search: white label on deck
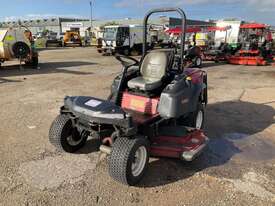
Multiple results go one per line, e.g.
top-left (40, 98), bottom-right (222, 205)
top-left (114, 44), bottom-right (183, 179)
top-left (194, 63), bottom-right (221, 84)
top-left (85, 99), bottom-right (102, 107)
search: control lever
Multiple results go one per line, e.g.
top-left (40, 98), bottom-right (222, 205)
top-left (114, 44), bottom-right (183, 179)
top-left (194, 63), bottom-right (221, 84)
top-left (185, 76), bottom-right (192, 87)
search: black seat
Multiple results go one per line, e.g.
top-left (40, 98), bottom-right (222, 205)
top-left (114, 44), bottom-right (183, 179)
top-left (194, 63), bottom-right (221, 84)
top-left (128, 50), bottom-right (173, 91)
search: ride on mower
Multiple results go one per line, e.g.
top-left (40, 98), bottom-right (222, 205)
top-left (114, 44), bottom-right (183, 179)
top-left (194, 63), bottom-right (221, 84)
top-left (165, 27), bottom-right (203, 68)
top-left (228, 23), bottom-right (273, 66)
top-left (49, 8), bottom-right (208, 186)
top-left (202, 26), bottom-right (233, 63)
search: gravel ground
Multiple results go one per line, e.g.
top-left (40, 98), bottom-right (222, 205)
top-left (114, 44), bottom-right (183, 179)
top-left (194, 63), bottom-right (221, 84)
top-left (0, 47), bottom-right (275, 206)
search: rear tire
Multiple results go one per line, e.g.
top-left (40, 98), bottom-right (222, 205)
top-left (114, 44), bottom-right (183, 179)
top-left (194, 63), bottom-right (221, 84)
top-left (193, 56), bottom-right (202, 67)
top-left (49, 114), bottom-right (88, 153)
top-left (178, 103), bottom-right (205, 129)
top-left (108, 137), bottom-right (149, 186)
top-left (188, 103), bottom-right (205, 129)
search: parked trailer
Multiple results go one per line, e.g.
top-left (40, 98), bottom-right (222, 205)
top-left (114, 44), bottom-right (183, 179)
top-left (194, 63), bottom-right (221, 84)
top-left (98, 25), bottom-right (152, 55)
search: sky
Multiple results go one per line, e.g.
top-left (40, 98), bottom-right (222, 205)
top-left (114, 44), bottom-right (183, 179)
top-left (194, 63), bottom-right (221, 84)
top-left (0, 0), bottom-right (274, 25)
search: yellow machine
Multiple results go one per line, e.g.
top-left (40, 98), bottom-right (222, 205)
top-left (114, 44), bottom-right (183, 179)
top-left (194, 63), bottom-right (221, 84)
top-left (0, 27), bottom-right (38, 68)
top-left (63, 31), bottom-right (82, 47)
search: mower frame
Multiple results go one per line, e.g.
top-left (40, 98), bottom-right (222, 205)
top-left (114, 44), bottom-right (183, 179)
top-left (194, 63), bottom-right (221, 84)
top-left (49, 7), bottom-right (208, 186)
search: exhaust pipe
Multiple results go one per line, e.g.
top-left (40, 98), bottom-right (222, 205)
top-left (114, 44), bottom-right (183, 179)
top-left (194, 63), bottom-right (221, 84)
top-left (99, 145), bottom-right (112, 155)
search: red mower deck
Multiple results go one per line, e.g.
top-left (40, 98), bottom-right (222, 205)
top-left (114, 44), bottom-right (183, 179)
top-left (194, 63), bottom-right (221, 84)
top-left (228, 56), bottom-right (267, 66)
top-left (150, 129), bottom-right (208, 161)
top-left (228, 23), bottom-right (273, 66)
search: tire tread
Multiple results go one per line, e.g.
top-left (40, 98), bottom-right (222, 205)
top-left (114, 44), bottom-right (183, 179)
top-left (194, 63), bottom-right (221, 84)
top-left (49, 114), bottom-right (71, 152)
top-left (108, 138), bottom-right (149, 185)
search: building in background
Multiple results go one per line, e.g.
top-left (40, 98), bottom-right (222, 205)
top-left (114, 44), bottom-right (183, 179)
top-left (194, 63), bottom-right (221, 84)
top-left (0, 16), bottom-right (215, 37)
top-left (0, 18), bottom-right (90, 35)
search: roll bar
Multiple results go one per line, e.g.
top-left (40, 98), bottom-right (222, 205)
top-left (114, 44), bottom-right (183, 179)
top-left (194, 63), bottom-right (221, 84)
top-left (143, 8), bottom-right (187, 68)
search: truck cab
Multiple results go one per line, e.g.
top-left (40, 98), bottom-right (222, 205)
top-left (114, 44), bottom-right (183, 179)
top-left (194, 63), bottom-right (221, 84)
top-left (101, 25), bottom-right (131, 55)
top-left (100, 25), bottom-right (148, 55)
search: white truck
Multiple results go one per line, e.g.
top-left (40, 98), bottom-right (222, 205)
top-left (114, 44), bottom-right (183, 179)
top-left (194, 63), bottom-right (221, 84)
top-left (99, 25), bottom-right (152, 55)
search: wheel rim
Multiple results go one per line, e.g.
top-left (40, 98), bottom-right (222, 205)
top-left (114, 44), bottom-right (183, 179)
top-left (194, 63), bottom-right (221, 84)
top-left (66, 129), bottom-right (83, 146)
top-left (196, 58), bottom-right (202, 66)
top-left (196, 110), bottom-right (203, 129)
top-left (131, 146), bottom-right (147, 177)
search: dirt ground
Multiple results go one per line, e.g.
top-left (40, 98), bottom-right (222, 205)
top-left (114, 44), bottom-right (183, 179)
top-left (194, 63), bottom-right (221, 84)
top-left (0, 47), bottom-right (275, 206)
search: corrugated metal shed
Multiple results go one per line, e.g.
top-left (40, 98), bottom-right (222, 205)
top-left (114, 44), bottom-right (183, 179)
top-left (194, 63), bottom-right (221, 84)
top-left (0, 16), bottom-right (215, 36)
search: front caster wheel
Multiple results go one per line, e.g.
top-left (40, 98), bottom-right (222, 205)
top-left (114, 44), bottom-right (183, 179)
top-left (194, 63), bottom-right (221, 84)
top-left (108, 138), bottom-right (149, 186)
top-left (49, 114), bottom-right (88, 153)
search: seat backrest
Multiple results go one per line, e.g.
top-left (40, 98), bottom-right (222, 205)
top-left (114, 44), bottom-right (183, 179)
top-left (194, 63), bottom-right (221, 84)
top-left (186, 46), bottom-right (201, 57)
top-left (140, 51), bottom-right (169, 81)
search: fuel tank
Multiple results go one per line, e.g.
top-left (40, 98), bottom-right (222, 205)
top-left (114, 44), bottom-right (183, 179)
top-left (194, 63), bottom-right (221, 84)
top-left (158, 69), bottom-right (205, 119)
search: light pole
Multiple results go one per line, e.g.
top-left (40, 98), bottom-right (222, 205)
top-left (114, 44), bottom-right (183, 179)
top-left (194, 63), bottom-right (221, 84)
top-left (90, 1), bottom-right (93, 30)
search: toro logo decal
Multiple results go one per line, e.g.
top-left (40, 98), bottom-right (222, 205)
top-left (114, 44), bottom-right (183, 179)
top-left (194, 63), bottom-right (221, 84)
top-left (130, 99), bottom-right (145, 109)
